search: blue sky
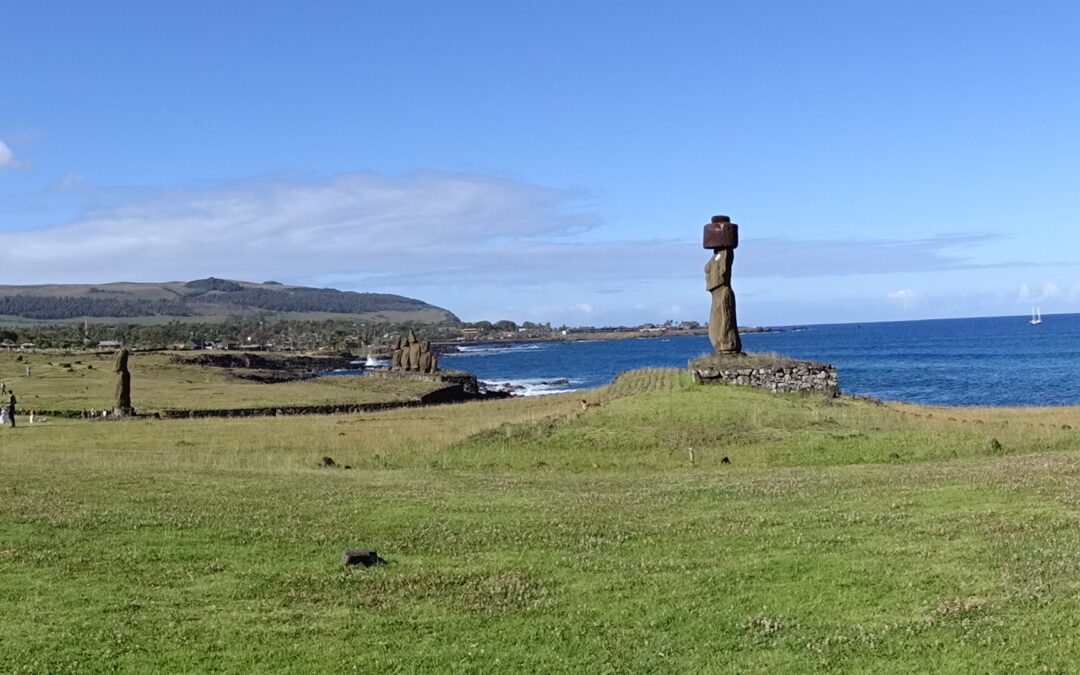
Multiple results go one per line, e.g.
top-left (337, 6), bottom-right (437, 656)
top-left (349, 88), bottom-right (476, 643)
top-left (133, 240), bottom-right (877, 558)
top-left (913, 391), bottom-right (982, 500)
top-left (3, 1), bottom-right (1080, 326)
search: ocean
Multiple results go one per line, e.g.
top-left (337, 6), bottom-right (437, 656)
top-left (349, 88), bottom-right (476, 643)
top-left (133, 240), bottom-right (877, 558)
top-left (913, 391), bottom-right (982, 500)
top-left (441, 314), bottom-right (1080, 406)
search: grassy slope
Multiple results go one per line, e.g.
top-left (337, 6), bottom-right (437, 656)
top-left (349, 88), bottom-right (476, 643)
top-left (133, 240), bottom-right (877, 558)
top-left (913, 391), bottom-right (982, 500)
top-left (3, 369), bottom-right (1080, 672)
top-left (0, 351), bottom-right (443, 412)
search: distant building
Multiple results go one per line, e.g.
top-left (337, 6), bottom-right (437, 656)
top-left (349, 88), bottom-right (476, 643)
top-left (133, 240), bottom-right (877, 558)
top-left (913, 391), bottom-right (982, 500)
top-left (98, 340), bottom-right (122, 348)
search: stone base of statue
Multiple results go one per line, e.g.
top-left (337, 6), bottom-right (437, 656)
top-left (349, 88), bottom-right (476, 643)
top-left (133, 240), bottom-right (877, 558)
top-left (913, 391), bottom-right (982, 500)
top-left (689, 352), bottom-right (838, 395)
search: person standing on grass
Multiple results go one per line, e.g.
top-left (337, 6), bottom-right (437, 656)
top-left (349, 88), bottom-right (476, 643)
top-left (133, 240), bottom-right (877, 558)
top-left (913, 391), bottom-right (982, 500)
top-left (6, 391), bottom-right (15, 428)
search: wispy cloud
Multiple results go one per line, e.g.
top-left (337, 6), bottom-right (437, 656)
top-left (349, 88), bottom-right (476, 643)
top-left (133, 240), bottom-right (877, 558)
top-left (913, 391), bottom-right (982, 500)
top-left (1018, 281), bottom-right (1066, 305)
top-left (886, 289), bottom-right (920, 310)
top-left (0, 171), bottom-right (597, 284)
top-left (0, 139), bottom-right (20, 168)
top-left (0, 170), bottom-right (1017, 295)
top-left (737, 233), bottom-right (1004, 277)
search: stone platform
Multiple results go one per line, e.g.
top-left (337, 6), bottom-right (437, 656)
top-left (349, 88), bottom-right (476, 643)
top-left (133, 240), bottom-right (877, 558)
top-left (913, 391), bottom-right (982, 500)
top-left (689, 353), bottom-right (839, 395)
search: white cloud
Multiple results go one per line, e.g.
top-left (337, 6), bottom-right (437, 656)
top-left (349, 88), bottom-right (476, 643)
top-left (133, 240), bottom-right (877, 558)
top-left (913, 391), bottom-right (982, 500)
top-left (0, 170), bottom-right (1016, 310)
top-left (887, 289), bottom-right (920, 309)
top-left (48, 173), bottom-right (90, 193)
top-left (1018, 281), bottom-right (1062, 304)
top-left (0, 171), bottom-right (598, 284)
top-left (0, 139), bottom-right (17, 168)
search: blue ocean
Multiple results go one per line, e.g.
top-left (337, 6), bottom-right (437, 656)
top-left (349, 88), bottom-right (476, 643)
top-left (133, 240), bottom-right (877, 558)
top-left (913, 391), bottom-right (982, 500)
top-left (442, 314), bottom-right (1080, 406)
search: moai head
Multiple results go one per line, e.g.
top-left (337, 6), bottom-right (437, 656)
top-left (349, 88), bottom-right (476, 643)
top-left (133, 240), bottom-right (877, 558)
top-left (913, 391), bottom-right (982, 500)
top-left (703, 215), bottom-right (739, 251)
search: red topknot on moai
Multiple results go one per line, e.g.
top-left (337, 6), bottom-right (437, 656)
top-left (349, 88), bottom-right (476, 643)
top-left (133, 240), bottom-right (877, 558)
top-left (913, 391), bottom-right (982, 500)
top-left (703, 215), bottom-right (742, 354)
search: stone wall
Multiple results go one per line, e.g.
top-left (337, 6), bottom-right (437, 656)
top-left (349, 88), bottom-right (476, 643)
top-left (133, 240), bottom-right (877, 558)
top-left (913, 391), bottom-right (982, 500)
top-left (365, 370), bottom-right (480, 395)
top-left (690, 360), bottom-right (839, 395)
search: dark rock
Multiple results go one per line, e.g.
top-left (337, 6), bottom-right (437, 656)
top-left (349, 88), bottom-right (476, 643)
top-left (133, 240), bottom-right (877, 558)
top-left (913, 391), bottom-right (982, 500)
top-left (343, 549), bottom-right (386, 567)
top-left (343, 465), bottom-right (352, 470)
top-left (322, 456), bottom-right (338, 468)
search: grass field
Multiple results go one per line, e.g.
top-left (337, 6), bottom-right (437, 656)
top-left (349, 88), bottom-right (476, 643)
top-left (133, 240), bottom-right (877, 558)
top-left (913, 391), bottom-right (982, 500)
top-left (0, 351), bottom-right (443, 413)
top-left (4, 367), bottom-right (1080, 672)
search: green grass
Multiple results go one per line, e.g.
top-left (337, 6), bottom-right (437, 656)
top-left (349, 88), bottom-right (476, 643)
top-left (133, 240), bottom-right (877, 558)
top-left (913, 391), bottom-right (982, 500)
top-left (0, 351), bottom-right (443, 412)
top-left (4, 368), bottom-right (1080, 672)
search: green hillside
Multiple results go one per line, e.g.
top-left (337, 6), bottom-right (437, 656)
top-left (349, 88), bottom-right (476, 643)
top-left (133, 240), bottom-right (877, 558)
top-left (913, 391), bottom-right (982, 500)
top-left (0, 278), bottom-right (458, 324)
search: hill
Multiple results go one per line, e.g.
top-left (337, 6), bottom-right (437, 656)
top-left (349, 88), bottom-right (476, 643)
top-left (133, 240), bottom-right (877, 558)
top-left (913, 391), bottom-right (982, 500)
top-left (0, 277), bottom-right (459, 324)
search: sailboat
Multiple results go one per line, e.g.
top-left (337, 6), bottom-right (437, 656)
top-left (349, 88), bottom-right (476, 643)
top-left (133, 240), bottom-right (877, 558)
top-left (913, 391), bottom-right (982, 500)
top-left (1030, 307), bottom-right (1042, 325)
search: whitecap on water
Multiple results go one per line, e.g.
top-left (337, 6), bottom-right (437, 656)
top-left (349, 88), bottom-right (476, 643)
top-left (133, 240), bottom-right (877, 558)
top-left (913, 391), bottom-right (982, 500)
top-left (481, 377), bottom-right (581, 396)
top-left (446, 343), bottom-right (550, 357)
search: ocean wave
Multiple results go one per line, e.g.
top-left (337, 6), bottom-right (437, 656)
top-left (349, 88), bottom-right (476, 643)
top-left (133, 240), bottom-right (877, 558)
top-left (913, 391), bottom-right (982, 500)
top-left (446, 343), bottom-right (549, 357)
top-left (481, 377), bottom-right (582, 397)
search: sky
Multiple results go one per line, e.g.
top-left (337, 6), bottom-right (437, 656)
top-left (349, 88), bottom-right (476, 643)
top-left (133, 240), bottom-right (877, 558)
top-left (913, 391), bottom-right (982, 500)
top-left (3, 1), bottom-right (1080, 327)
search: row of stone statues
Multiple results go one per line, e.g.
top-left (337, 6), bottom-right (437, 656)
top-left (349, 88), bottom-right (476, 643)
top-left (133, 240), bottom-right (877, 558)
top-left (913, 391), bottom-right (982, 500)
top-left (391, 331), bottom-right (438, 373)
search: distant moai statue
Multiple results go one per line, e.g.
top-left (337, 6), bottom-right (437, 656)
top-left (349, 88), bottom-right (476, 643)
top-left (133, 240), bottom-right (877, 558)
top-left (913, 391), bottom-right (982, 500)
top-left (114, 348), bottom-right (135, 416)
top-left (418, 341), bottom-right (435, 373)
top-left (391, 336), bottom-right (405, 370)
top-left (703, 215), bottom-right (742, 354)
top-left (406, 331), bottom-right (422, 371)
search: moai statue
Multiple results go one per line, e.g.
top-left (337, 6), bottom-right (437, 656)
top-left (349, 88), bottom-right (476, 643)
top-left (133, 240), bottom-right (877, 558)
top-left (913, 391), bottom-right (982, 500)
top-left (703, 215), bottom-right (742, 354)
top-left (114, 348), bottom-right (135, 416)
top-left (399, 334), bottom-right (413, 370)
top-left (391, 336), bottom-right (404, 370)
top-left (406, 331), bottom-right (422, 372)
top-left (418, 341), bottom-right (434, 373)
